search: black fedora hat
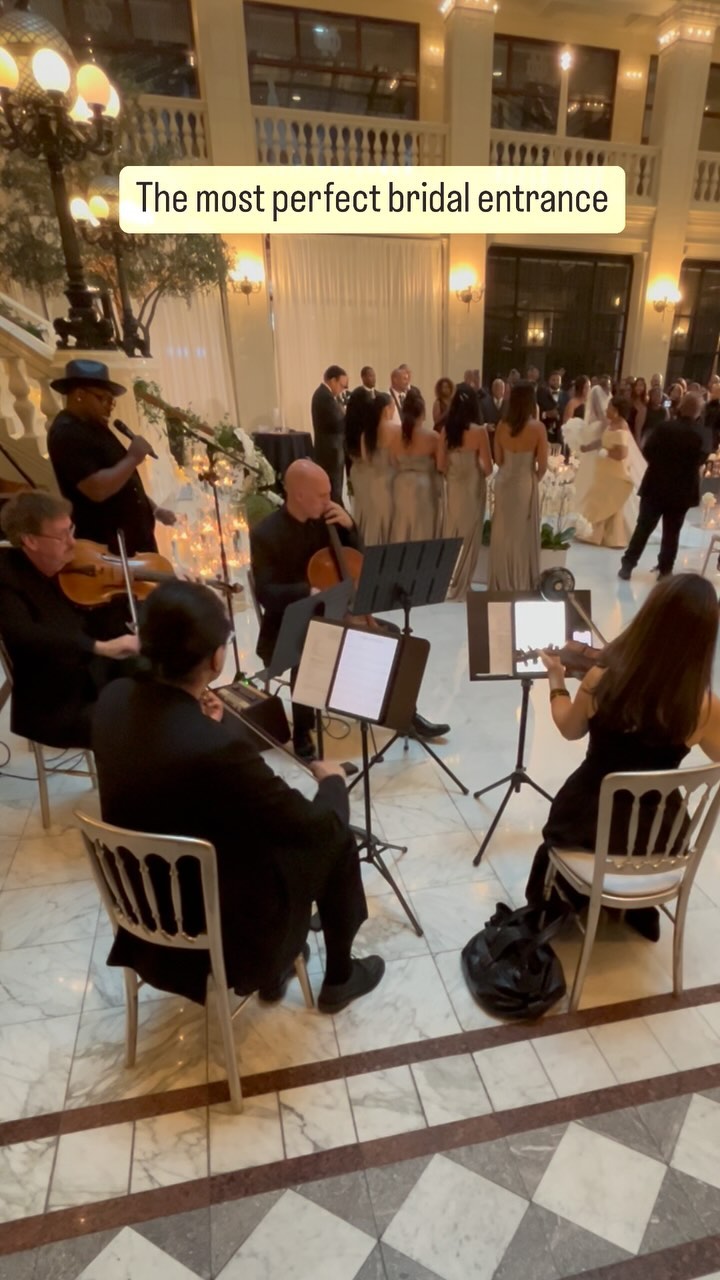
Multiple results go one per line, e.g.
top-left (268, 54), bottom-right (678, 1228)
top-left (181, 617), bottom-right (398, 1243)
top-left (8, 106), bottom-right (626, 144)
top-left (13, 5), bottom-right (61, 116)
top-left (50, 359), bottom-right (127, 398)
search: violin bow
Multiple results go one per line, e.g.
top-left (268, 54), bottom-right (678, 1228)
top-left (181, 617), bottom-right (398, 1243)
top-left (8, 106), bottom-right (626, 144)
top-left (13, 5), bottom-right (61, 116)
top-left (116, 530), bottom-right (140, 634)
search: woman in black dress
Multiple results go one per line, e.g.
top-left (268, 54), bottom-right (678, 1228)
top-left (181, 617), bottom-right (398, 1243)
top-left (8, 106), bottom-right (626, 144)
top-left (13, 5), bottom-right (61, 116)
top-left (526, 574), bottom-right (720, 940)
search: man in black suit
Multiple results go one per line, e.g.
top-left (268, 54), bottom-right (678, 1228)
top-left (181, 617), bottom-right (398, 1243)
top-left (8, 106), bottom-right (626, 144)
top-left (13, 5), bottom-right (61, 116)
top-left (310, 364), bottom-right (348, 502)
top-left (481, 378), bottom-right (506, 426)
top-left (0, 492), bottom-right (138, 747)
top-left (93, 579), bottom-right (385, 1013)
top-left (250, 460), bottom-right (450, 759)
top-left (536, 370), bottom-right (563, 444)
top-left (353, 366), bottom-right (376, 399)
top-left (619, 392), bottom-right (707, 580)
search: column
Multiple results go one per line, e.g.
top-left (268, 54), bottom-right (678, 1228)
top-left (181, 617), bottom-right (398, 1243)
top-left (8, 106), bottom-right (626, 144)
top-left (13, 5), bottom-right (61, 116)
top-left (633, 7), bottom-right (716, 379)
top-left (189, 0), bottom-right (280, 429)
top-left (442, 0), bottom-right (497, 380)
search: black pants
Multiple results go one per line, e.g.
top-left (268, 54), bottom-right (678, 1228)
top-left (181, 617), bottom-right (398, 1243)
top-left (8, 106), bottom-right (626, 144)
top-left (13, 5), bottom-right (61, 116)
top-left (621, 499), bottom-right (687, 576)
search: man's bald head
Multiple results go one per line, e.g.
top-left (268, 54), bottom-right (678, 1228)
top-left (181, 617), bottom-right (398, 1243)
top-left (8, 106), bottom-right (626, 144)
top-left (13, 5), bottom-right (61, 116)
top-left (679, 391), bottom-right (704, 420)
top-left (285, 459), bottom-right (332, 522)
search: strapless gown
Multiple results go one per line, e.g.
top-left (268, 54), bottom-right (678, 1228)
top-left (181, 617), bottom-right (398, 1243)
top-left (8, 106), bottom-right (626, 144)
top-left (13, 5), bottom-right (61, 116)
top-left (390, 455), bottom-right (441, 543)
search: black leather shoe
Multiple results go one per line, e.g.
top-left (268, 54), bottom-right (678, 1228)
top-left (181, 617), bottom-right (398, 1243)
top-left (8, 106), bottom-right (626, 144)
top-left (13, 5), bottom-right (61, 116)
top-left (318, 955), bottom-right (385, 1014)
top-left (411, 712), bottom-right (450, 740)
top-left (618, 565), bottom-right (632, 581)
top-left (258, 943), bottom-right (311, 1002)
top-left (293, 733), bottom-right (317, 763)
top-left (626, 907), bottom-right (661, 943)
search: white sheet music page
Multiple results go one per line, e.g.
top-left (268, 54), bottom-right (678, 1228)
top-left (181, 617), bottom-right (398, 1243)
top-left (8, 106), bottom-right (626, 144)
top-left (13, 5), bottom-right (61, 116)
top-left (328, 628), bottom-right (399, 722)
top-left (293, 619), bottom-right (344, 711)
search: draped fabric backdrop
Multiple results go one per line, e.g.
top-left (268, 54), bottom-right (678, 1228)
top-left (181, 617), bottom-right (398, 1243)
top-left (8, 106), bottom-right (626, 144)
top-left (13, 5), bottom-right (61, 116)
top-left (270, 236), bottom-right (446, 434)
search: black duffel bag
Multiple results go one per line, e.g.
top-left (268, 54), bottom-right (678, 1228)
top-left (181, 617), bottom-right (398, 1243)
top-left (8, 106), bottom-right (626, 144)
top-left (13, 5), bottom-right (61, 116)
top-left (461, 902), bottom-right (567, 1020)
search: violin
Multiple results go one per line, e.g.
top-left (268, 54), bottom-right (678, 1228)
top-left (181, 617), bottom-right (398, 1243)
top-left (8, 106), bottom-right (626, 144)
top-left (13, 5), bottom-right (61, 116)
top-left (59, 540), bottom-right (175, 608)
top-left (514, 640), bottom-right (605, 679)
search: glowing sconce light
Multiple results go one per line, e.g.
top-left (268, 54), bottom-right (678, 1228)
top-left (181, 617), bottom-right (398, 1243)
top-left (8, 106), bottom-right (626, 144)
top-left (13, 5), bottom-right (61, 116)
top-left (647, 280), bottom-right (682, 315)
top-left (560, 48), bottom-right (573, 72)
top-left (450, 266), bottom-right (484, 310)
top-left (229, 256), bottom-right (265, 303)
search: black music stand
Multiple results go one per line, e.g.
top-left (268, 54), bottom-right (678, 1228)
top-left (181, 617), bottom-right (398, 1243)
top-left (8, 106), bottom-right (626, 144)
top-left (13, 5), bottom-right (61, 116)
top-left (295, 619), bottom-right (429, 937)
top-left (349, 538), bottom-right (467, 794)
top-left (467, 589), bottom-right (592, 865)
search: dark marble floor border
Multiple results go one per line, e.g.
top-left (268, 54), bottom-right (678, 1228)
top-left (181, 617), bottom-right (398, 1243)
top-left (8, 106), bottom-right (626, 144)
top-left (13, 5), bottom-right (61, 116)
top-left (579, 1234), bottom-right (720, 1279)
top-left (1, 1058), bottom-right (720, 1259)
top-left (2, 978), bottom-right (719, 1149)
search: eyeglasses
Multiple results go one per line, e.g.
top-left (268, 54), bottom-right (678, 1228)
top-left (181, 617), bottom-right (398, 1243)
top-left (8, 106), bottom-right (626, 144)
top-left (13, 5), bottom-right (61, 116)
top-left (37, 524), bottom-right (75, 544)
top-left (84, 389), bottom-right (115, 408)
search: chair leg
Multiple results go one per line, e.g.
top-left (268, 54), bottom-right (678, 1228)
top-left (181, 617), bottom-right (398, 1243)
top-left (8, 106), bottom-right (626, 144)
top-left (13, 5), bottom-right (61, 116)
top-left (123, 969), bottom-right (139, 1068)
top-left (569, 896), bottom-right (602, 1013)
top-left (213, 981), bottom-right (243, 1113)
top-left (672, 888), bottom-right (689, 997)
top-left (32, 742), bottom-right (51, 830)
top-left (294, 952), bottom-right (315, 1009)
top-left (85, 752), bottom-right (98, 790)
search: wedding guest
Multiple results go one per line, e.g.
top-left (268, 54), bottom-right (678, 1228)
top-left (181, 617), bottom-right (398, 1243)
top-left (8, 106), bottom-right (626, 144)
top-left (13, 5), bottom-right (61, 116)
top-left (432, 377), bottom-right (455, 431)
top-left (668, 383), bottom-right (684, 418)
top-left (641, 385), bottom-right (670, 445)
top-left (704, 379), bottom-right (720, 452)
top-left (537, 370), bottom-right (564, 444)
top-left (481, 378), bottom-right (506, 427)
top-left (389, 389), bottom-right (442, 542)
top-left (526, 574), bottom-right (720, 942)
top-left (352, 366), bottom-right (377, 399)
top-left (488, 382), bottom-right (548, 590)
top-left (562, 375), bottom-right (590, 424)
top-left (440, 384), bottom-right (492, 599)
top-left (628, 376), bottom-right (648, 441)
top-left (347, 393), bottom-right (397, 545)
top-left (387, 366), bottom-right (411, 425)
top-left (311, 364), bottom-right (349, 502)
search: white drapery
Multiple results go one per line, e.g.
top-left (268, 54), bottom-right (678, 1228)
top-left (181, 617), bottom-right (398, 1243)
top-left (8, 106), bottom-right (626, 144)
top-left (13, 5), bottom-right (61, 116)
top-left (270, 235), bottom-right (446, 433)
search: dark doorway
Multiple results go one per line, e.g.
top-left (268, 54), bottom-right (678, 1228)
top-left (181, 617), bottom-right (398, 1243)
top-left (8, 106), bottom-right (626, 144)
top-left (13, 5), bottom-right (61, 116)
top-left (667, 261), bottom-right (720, 385)
top-left (483, 248), bottom-right (633, 386)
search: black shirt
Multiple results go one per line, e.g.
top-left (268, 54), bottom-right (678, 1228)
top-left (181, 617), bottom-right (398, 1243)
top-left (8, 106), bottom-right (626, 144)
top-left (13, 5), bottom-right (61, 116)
top-left (47, 410), bottom-right (157, 554)
top-left (250, 505), bottom-right (362, 663)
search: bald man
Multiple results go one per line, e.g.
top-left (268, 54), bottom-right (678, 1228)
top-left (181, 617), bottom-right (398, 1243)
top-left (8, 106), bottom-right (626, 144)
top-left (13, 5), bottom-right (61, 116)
top-left (619, 392), bottom-right (707, 580)
top-left (250, 461), bottom-right (448, 759)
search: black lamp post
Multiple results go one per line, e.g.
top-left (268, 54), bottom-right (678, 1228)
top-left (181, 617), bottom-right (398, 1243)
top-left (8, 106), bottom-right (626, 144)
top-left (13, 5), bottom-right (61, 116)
top-left (71, 192), bottom-right (150, 357)
top-left (0, 0), bottom-right (120, 350)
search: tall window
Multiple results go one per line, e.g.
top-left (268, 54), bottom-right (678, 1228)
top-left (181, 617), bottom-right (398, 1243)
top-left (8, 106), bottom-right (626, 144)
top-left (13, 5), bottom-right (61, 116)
top-left (244, 3), bottom-right (419, 118)
top-left (31, 0), bottom-right (198, 97)
top-left (492, 36), bottom-right (617, 139)
top-left (483, 248), bottom-right (632, 385)
top-left (701, 64), bottom-right (720, 151)
top-left (667, 261), bottom-right (720, 384)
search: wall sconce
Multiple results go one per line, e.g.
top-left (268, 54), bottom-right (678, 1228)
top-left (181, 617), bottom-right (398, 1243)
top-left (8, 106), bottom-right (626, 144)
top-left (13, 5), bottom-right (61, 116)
top-left (229, 257), bottom-right (264, 303)
top-left (647, 280), bottom-right (681, 315)
top-left (527, 325), bottom-right (546, 345)
top-left (450, 266), bottom-right (484, 311)
top-left (559, 47), bottom-right (573, 72)
top-left (622, 68), bottom-right (644, 88)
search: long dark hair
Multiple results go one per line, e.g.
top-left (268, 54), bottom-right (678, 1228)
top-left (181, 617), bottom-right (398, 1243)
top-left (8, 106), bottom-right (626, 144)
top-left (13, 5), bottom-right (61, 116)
top-left (445, 382), bottom-right (480, 450)
top-left (401, 388), bottom-right (426, 445)
top-left (592, 574), bottom-right (718, 743)
top-left (505, 381), bottom-right (537, 437)
top-left (363, 392), bottom-right (391, 457)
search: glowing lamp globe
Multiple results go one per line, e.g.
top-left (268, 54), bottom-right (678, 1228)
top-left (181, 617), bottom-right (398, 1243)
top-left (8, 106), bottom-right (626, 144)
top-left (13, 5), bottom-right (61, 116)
top-left (0, 48), bottom-right (19, 90)
top-left (31, 47), bottom-right (70, 93)
top-left (76, 62), bottom-right (110, 109)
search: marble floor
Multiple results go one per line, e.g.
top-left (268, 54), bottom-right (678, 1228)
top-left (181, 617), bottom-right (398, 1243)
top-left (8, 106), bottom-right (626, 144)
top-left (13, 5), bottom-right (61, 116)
top-left (1, 528), bottom-right (720, 1278)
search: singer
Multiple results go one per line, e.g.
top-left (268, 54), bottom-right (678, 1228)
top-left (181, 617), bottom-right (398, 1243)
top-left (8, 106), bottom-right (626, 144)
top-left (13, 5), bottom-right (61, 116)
top-left (47, 360), bottom-right (175, 557)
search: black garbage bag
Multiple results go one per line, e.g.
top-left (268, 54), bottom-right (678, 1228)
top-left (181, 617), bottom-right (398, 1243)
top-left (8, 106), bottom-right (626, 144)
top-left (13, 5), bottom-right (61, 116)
top-left (461, 902), bottom-right (568, 1021)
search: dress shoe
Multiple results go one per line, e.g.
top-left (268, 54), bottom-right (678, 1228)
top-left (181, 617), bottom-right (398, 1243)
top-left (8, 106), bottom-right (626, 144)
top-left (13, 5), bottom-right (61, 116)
top-left (626, 907), bottom-right (661, 943)
top-left (411, 712), bottom-right (450, 740)
top-left (293, 732), bottom-right (317, 762)
top-left (318, 955), bottom-right (385, 1013)
top-left (617, 565), bottom-right (632, 581)
top-left (258, 943), bottom-right (311, 1002)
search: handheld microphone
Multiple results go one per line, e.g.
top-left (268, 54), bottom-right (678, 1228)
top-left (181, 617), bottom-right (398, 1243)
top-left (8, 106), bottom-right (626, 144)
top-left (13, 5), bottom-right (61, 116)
top-left (113, 418), bottom-right (158, 461)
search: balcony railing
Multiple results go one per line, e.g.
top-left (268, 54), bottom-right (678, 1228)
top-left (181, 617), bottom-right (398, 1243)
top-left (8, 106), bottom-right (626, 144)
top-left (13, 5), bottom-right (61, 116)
top-left (490, 131), bottom-right (659, 205)
top-left (253, 106), bottom-right (447, 166)
top-left (121, 96), bottom-right (210, 162)
top-left (692, 152), bottom-right (720, 208)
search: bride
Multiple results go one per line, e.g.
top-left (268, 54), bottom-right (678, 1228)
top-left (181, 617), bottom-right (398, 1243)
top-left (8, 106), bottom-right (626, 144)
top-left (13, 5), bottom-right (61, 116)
top-left (564, 387), bottom-right (645, 547)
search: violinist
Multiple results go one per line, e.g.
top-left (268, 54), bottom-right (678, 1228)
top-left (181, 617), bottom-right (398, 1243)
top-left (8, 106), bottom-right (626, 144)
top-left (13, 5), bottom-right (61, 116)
top-left (250, 459), bottom-right (449, 761)
top-left (0, 493), bottom-right (138, 749)
top-left (47, 360), bottom-right (175, 558)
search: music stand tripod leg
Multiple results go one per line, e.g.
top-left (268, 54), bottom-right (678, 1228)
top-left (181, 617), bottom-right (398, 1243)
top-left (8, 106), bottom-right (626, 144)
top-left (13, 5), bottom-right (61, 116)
top-left (471, 678), bottom-right (550, 864)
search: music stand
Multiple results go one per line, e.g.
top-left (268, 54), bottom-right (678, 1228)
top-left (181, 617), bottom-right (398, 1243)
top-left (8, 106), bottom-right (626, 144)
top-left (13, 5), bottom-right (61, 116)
top-left (294, 619), bottom-right (429, 937)
top-left (349, 538), bottom-right (467, 794)
top-left (467, 588), bottom-right (593, 866)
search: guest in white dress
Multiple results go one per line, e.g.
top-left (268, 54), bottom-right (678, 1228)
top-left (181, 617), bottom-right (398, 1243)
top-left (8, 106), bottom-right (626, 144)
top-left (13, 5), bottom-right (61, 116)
top-left (439, 384), bottom-right (492, 599)
top-left (347, 394), bottom-right (398, 545)
top-left (388, 390), bottom-right (442, 543)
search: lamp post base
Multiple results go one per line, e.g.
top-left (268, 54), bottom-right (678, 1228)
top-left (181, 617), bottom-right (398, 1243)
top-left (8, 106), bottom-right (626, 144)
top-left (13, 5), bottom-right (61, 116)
top-left (53, 289), bottom-right (116, 351)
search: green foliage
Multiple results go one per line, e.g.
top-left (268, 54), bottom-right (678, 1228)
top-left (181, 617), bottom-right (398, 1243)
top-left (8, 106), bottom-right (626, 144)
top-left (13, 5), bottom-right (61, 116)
top-left (540, 521), bottom-right (575, 550)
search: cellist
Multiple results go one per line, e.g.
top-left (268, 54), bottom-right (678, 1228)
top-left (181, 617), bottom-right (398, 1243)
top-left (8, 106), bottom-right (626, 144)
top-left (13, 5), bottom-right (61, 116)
top-left (0, 493), bottom-right (138, 748)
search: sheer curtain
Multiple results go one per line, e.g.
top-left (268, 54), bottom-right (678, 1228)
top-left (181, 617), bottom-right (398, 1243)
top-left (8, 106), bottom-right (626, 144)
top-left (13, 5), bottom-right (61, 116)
top-left (270, 236), bottom-right (446, 432)
top-left (145, 292), bottom-right (237, 426)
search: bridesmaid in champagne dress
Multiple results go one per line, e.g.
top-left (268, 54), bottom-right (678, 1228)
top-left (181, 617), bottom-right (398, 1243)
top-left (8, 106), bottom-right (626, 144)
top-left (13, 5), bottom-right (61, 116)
top-left (389, 389), bottom-right (442, 542)
top-left (347, 393), bottom-right (397, 545)
top-left (440, 383), bottom-right (493, 599)
top-left (488, 382), bottom-right (548, 590)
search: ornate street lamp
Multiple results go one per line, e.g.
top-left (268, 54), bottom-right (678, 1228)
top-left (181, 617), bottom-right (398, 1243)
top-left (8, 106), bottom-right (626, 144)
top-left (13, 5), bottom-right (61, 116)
top-left (0, 0), bottom-right (120, 350)
top-left (71, 179), bottom-right (150, 357)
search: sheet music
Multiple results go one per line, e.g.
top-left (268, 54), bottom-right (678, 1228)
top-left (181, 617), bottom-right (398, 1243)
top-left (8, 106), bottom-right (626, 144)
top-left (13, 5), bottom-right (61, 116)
top-left (514, 601), bottom-right (565, 675)
top-left (328, 628), bottom-right (399, 723)
top-left (487, 602), bottom-right (513, 676)
top-left (292, 619), bottom-right (344, 711)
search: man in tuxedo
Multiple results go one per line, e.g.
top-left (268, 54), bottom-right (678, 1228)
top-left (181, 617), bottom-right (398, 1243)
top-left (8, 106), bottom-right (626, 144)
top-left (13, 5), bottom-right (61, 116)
top-left (310, 364), bottom-right (348, 502)
top-left (0, 492), bottom-right (138, 747)
top-left (481, 378), bottom-right (506, 426)
top-left (536, 370), bottom-right (563, 444)
top-left (250, 460), bottom-right (450, 759)
top-left (93, 579), bottom-right (385, 1013)
top-left (352, 366), bottom-right (376, 399)
top-left (619, 392), bottom-right (707, 580)
top-left (387, 366), bottom-right (410, 425)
